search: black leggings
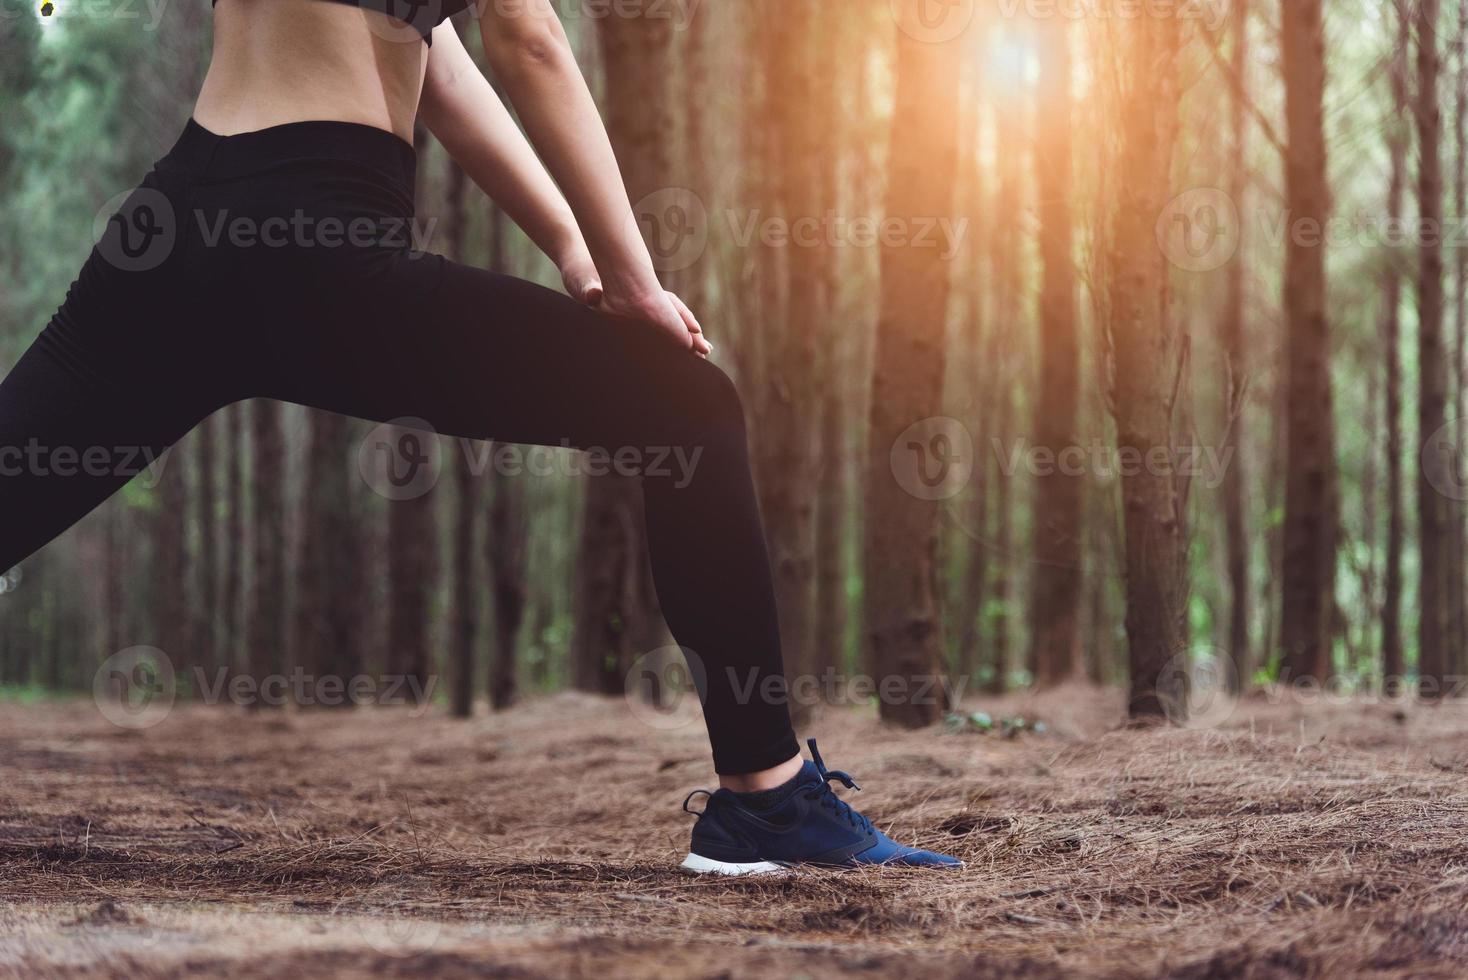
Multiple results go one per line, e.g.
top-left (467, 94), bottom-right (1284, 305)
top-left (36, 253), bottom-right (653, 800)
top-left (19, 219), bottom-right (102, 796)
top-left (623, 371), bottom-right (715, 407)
top-left (0, 119), bottom-right (798, 775)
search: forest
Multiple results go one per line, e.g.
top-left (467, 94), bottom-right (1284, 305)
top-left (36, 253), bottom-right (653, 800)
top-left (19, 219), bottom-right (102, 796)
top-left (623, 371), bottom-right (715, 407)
top-left (0, 0), bottom-right (1459, 721)
top-left (4, 0), bottom-right (1468, 977)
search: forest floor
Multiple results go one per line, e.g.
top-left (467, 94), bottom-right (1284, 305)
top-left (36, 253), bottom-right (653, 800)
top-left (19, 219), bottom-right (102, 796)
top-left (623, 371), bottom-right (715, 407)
top-left (3, 686), bottom-right (1468, 978)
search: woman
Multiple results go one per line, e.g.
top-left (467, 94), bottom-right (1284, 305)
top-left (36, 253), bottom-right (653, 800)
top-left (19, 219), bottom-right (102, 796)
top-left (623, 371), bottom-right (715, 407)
top-left (0, 0), bottom-right (958, 873)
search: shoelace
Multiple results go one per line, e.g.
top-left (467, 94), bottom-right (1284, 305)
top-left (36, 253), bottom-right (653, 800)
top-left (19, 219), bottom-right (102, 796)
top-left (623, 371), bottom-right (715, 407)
top-left (680, 739), bottom-right (872, 833)
top-left (803, 738), bottom-right (872, 833)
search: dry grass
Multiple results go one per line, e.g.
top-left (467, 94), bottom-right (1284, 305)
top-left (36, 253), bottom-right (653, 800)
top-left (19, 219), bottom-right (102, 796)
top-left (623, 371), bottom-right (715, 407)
top-left (3, 686), bottom-right (1468, 977)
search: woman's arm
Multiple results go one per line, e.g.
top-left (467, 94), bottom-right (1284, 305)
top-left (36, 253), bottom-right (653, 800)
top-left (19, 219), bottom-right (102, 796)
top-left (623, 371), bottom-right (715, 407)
top-left (471, 3), bottom-right (707, 355)
top-left (420, 24), bottom-right (602, 304)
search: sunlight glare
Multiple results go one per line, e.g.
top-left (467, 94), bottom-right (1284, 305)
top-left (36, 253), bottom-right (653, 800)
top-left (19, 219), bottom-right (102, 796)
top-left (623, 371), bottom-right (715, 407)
top-left (985, 30), bottom-right (1040, 89)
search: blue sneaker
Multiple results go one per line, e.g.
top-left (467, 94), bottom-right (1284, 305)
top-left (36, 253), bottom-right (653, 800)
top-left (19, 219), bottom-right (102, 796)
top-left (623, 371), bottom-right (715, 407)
top-left (679, 739), bottom-right (964, 874)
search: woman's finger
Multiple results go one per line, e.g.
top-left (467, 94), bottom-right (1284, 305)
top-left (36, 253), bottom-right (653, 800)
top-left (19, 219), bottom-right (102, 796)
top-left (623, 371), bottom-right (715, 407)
top-left (668, 292), bottom-right (705, 337)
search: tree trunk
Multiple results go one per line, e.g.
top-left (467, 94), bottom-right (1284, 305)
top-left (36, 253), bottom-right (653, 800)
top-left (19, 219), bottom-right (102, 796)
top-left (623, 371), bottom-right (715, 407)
top-left (248, 400), bottom-right (287, 694)
top-left (103, 506), bottom-right (125, 657)
top-left (385, 430), bottom-right (438, 699)
top-left (480, 206), bottom-right (527, 711)
top-left (1280, 0), bottom-right (1338, 683)
top-left (862, 5), bottom-right (963, 727)
top-left (292, 417), bottom-right (326, 681)
top-left (222, 402), bottom-right (244, 674)
top-left (988, 68), bottom-right (1024, 690)
top-left (155, 448), bottom-right (189, 667)
top-left (292, 410), bottom-right (363, 703)
top-left (813, 7), bottom-right (850, 680)
top-left (756, 0), bottom-right (827, 691)
top-left (1102, 14), bottom-right (1188, 719)
top-left (440, 139), bottom-right (479, 720)
top-left (572, 8), bottom-right (674, 693)
top-left (386, 120), bottom-right (441, 704)
top-left (954, 52), bottom-right (990, 686)
top-left (1028, 14), bottom-right (1083, 687)
top-left (1219, 0), bottom-right (1252, 691)
top-left (1453, 0), bottom-right (1468, 680)
top-left (488, 462), bottom-right (528, 711)
top-left (195, 416), bottom-right (218, 676)
top-left (815, 375), bottom-right (848, 675)
top-left (1382, 0), bottom-right (1410, 687)
top-left (451, 442), bottom-right (479, 718)
top-left (1417, 0), bottom-right (1455, 695)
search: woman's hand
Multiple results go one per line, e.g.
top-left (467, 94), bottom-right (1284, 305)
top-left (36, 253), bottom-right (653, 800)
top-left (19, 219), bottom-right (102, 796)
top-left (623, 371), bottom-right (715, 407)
top-left (559, 248), bottom-right (604, 307)
top-left (598, 286), bottom-right (711, 358)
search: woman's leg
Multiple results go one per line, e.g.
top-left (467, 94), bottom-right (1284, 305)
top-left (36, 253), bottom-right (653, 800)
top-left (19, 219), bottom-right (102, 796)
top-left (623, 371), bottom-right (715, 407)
top-left (0, 264), bottom-right (224, 574)
top-left (266, 255), bottom-right (800, 775)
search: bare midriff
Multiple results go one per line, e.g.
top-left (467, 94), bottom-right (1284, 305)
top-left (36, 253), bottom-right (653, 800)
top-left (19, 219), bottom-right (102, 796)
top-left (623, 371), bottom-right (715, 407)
top-left (193, 0), bottom-right (429, 144)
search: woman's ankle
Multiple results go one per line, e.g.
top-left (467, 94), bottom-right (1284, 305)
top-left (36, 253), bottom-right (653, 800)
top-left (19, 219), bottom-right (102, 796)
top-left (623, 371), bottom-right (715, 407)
top-left (718, 752), bottom-right (804, 794)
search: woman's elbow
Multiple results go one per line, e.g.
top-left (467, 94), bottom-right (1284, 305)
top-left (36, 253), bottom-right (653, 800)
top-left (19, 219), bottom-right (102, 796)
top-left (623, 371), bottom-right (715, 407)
top-left (483, 21), bottom-right (571, 75)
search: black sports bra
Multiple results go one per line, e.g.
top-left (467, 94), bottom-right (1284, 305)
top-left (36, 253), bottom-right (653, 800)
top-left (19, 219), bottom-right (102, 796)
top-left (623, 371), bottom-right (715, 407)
top-left (212, 0), bottom-right (473, 45)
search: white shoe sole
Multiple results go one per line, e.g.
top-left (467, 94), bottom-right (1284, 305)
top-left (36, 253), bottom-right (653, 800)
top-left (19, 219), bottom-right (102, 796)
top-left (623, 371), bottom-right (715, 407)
top-left (679, 852), bottom-right (790, 876)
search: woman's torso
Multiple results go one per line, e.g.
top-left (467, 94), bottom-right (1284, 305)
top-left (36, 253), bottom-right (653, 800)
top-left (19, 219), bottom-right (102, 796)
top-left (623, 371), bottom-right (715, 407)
top-left (194, 0), bottom-right (430, 144)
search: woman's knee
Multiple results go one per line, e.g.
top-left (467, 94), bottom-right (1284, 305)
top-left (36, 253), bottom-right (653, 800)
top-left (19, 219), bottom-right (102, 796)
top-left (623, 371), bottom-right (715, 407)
top-left (677, 359), bottom-right (749, 444)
